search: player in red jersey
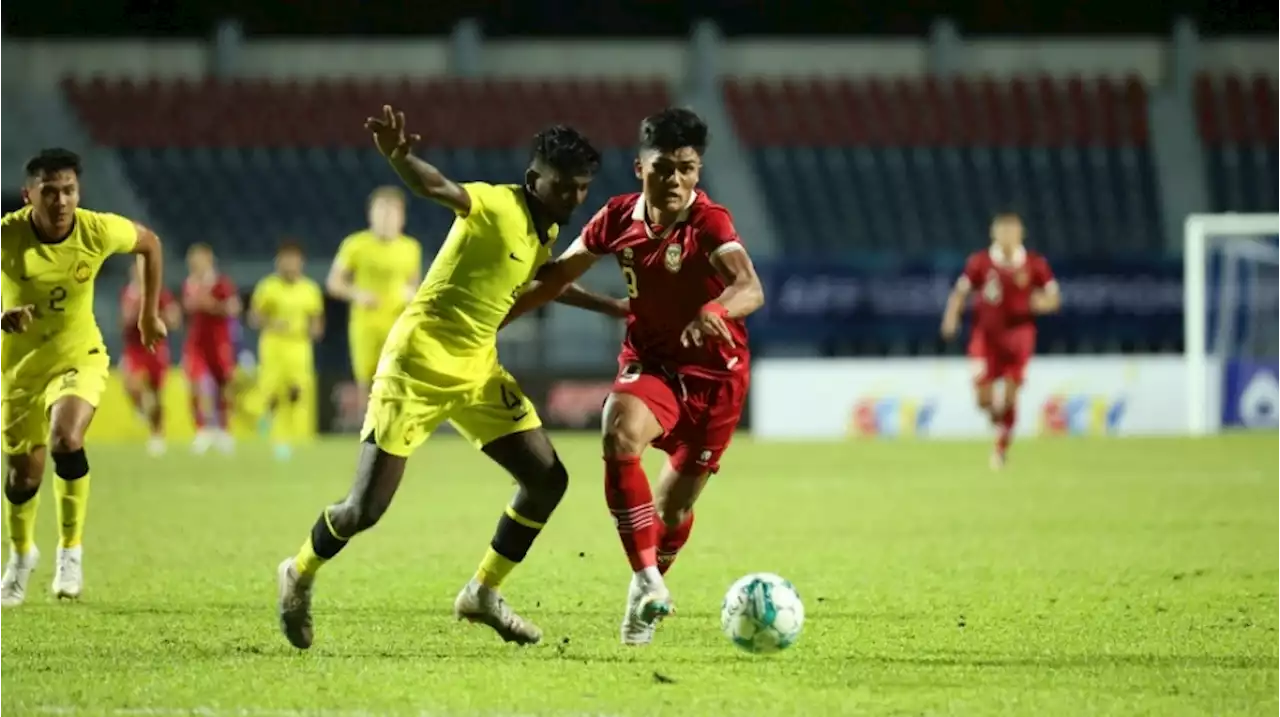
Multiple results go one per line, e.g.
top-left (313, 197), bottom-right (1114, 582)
top-left (506, 108), bottom-right (765, 645)
top-left (119, 261), bottom-right (181, 456)
top-left (181, 243), bottom-right (241, 455)
top-left (942, 212), bottom-right (1060, 469)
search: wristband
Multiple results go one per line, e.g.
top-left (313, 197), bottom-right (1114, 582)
top-left (702, 302), bottom-right (729, 319)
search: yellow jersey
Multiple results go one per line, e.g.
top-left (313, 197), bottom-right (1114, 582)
top-left (250, 274), bottom-right (324, 355)
top-left (407, 182), bottom-right (558, 352)
top-left (332, 230), bottom-right (421, 326)
top-left (1, 206), bottom-right (137, 382)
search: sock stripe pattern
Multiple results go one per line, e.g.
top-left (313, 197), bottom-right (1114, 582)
top-left (604, 455), bottom-right (659, 572)
top-left (612, 503), bottom-right (656, 534)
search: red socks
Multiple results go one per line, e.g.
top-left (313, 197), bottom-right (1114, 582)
top-left (996, 404), bottom-right (1017, 452)
top-left (657, 511), bottom-right (694, 575)
top-left (604, 455), bottom-right (658, 572)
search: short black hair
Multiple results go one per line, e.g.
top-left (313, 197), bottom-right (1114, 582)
top-left (278, 239), bottom-right (304, 256)
top-left (531, 125), bottom-right (601, 176)
top-left (25, 148), bottom-right (82, 180)
top-left (639, 108), bottom-right (709, 156)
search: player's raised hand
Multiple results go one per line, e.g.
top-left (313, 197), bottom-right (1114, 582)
top-left (138, 310), bottom-right (168, 351)
top-left (1, 305), bottom-right (35, 334)
top-left (681, 304), bottom-right (735, 349)
top-left (365, 105), bottom-right (421, 160)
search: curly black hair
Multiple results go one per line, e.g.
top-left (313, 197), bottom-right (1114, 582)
top-left (639, 108), bottom-right (709, 155)
top-left (531, 125), bottom-right (601, 175)
top-left (25, 147), bottom-right (82, 179)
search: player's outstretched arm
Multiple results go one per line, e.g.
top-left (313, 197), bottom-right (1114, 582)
top-left (502, 238), bottom-right (619, 327)
top-left (365, 105), bottom-right (472, 216)
top-left (941, 276), bottom-right (970, 340)
top-left (130, 224), bottom-right (168, 349)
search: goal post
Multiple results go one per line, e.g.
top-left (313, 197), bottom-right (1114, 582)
top-left (1183, 213), bottom-right (1280, 435)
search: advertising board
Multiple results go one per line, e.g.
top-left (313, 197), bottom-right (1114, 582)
top-left (752, 356), bottom-right (1194, 439)
top-left (1220, 359), bottom-right (1280, 429)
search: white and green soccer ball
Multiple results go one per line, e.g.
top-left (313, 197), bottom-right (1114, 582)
top-left (720, 572), bottom-right (804, 654)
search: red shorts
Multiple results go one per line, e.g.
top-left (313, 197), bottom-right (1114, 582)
top-left (611, 360), bottom-right (748, 475)
top-left (184, 341), bottom-right (236, 386)
top-left (122, 345), bottom-right (170, 388)
top-left (968, 328), bottom-right (1035, 385)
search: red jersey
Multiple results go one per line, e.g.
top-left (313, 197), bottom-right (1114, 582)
top-left (120, 283), bottom-right (175, 349)
top-left (580, 191), bottom-right (749, 378)
top-left (959, 247), bottom-right (1056, 334)
top-left (183, 274), bottom-right (237, 347)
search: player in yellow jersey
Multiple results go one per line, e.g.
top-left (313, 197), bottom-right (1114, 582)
top-left (1, 148), bottom-right (167, 607)
top-left (276, 106), bottom-right (628, 649)
top-left (249, 241), bottom-right (325, 461)
top-left (325, 186), bottom-right (422, 402)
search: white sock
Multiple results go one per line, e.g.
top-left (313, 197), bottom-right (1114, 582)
top-left (636, 566), bottom-right (664, 590)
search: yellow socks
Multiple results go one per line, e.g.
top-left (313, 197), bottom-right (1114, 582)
top-left (5, 491), bottom-right (40, 555)
top-left (294, 537), bottom-right (327, 578)
top-left (476, 549), bottom-right (519, 589)
top-left (54, 474), bottom-right (91, 549)
top-left (475, 505), bottom-right (546, 589)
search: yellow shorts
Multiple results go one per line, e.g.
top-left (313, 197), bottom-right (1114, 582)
top-left (360, 327), bottom-right (541, 456)
top-left (259, 345), bottom-right (314, 400)
top-left (349, 320), bottom-right (395, 385)
top-left (2, 351), bottom-right (110, 455)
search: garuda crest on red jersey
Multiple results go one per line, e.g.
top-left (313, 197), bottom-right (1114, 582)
top-left (663, 243), bottom-right (683, 273)
top-left (982, 270), bottom-right (1003, 303)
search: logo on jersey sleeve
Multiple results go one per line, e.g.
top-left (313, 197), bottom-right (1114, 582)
top-left (73, 260), bottom-right (92, 283)
top-left (663, 243), bottom-right (683, 273)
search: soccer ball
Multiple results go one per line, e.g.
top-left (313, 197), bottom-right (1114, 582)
top-left (720, 572), bottom-right (804, 654)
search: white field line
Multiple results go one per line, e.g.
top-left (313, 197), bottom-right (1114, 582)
top-left (30, 708), bottom-right (628, 717)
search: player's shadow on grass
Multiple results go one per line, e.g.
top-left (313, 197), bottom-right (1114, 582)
top-left (872, 652), bottom-right (1278, 670)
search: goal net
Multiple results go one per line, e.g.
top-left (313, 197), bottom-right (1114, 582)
top-left (1184, 213), bottom-right (1280, 435)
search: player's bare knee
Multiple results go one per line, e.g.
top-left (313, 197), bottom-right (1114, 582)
top-left (603, 419), bottom-right (648, 458)
top-left (48, 426), bottom-right (86, 455)
top-left (4, 457), bottom-right (42, 502)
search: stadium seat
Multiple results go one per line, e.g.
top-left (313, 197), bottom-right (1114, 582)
top-left (723, 74), bottom-right (1162, 258)
top-left (1195, 73), bottom-right (1279, 214)
top-left (63, 77), bottom-right (671, 257)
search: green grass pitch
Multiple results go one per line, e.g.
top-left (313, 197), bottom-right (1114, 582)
top-left (1, 433), bottom-right (1276, 716)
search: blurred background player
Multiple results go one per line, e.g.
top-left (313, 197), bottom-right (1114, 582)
top-left (325, 186), bottom-right (422, 408)
top-left (1, 148), bottom-right (167, 606)
top-left (249, 241), bottom-right (325, 461)
top-left (942, 212), bottom-right (1060, 469)
top-left (119, 260), bottom-right (181, 456)
top-left (506, 108), bottom-right (765, 645)
top-left (277, 106), bottom-right (627, 650)
top-left (182, 243), bottom-right (241, 455)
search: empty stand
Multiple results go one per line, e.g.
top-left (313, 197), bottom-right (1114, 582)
top-left (1195, 73), bottom-right (1279, 214)
top-left (63, 77), bottom-right (671, 257)
top-left (724, 75), bottom-right (1161, 258)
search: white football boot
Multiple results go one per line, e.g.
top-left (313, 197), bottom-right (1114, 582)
top-left (620, 572), bottom-right (673, 645)
top-left (52, 545), bottom-right (83, 599)
top-left (277, 558), bottom-right (315, 649)
top-left (147, 436), bottom-right (167, 457)
top-left (453, 578), bottom-right (542, 645)
top-left (1, 548), bottom-right (40, 607)
top-left (191, 429), bottom-right (214, 455)
top-left (215, 430), bottom-right (236, 455)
